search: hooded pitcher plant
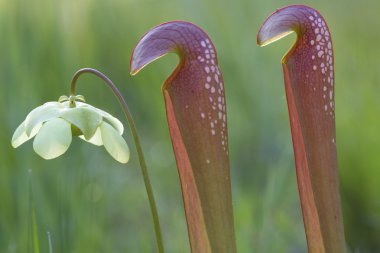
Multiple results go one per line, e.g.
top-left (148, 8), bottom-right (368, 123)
top-left (11, 68), bottom-right (164, 253)
top-left (130, 21), bottom-right (236, 253)
top-left (257, 5), bottom-right (346, 253)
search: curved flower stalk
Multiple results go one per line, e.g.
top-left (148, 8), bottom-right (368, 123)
top-left (131, 21), bottom-right (236, 253)
top-left (257, 5), bottom-right (346, 253)
top-left (11, 68), bottom-right (164, 253)
top-left (12, 95), bottom-right (129, 163)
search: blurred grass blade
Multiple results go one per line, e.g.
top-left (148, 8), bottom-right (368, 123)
top-left (131, 21), bottom-right (237, 253)
top-left (257, 5), bottom-right (346, 253)
top-left (47, 232), bottom-right (53, 253)
top-left (28, 170), bottom-right (40, 253)
top-left (32, 203), bottom-right (40, 253)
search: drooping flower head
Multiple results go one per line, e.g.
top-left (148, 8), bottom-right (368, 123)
top-left (12, 94), bottom-right (130, 163)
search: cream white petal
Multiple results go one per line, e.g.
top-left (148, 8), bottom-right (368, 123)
top-left (60, 107), bottom-right (102, 139)
top-left (79, 127), bottom-right (103, 146)
top-left (64, 101), bottom-right (124, 135)
top-left (33, 118), bottom-right (72, 160)
top-left (99, 121), bottom-right (129, 163)
top-left (97, 109), bottom-right (124, 135)
top-left (11, 121), bottom-right (42, 148)
top-left (24, 102), bottom-right (64, 136)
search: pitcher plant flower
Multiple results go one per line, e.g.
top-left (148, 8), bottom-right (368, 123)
top-left (12, 95), bottom-right (129, 163)
top-left (131, 21), bottom-right (236, 253)
top-left (257, 5), bottom-right (346, 253)
top-left (11, 68), bottom-right (164, 253)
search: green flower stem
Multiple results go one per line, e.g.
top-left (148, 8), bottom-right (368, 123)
top-left (70, 68), bottom-right (164, 253)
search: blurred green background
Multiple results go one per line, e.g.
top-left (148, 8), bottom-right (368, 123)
top-left (1, 0), bottom-right (379, 252)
